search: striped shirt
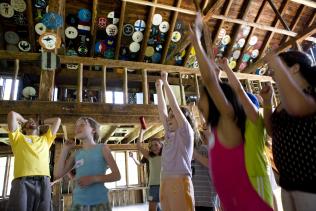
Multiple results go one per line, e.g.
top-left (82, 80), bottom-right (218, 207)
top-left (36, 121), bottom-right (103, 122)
top-left (192, 145), bottom-right (217, 207)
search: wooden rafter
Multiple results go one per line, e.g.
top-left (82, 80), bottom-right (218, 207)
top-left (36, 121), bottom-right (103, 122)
top-left (115, 1), bottom-right (127, 59)
top-left (121, 126), bottom-right (141, 144)
top-left (165, 32), bottom-right (190, 64)
top-left (236, 0), bottom-right (268, 71)
top-left (258, 0), bottom-right (290, 60)
top-left (203, 0), bottom-right (225, 21)
top-left (307, 9), bottom-right (316, 27)
top-left (280, 4), bottom-right (305, 48)
top-left (267, 0), bottom-right (290, 30)
top-left (290, 0), bottom-right (316, 8)
top-left (225, 0), bottom-right (252, 58)
top-left (243, 24), bottom-right (316, 73)
top-left (104, 126), bottom-right (118, 143)
top-left (91, 0), bottom-right (98, 57)
top-left (138, 0), bottom-right (158, 61)
top-left (182, 44), bottom-right (193, 66)
top-left (26, 0), bottom-right (35, 52)
top-left (212, 0), bottom-right (234, 45)
top-left (161, 0), bottom-right (183, 64)
top-left (211, 14), bottom-right (316, 42)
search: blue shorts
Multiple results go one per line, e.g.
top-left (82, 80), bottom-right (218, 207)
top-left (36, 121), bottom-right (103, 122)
top-left (148, 185), bottom-right (160, 202)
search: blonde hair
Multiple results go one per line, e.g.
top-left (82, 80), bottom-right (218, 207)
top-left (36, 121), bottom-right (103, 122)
top-left (77, 117), bottom-right (101, 142)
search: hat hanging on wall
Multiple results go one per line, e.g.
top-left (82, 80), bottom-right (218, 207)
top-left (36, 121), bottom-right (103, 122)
top-left (4, 31), bottom-right (20, 45)
top-left (123, 24), bottom-right (134, 36)
top-left (152, 14), bottom-right (162, 26)
top-left (78, 9), bottom-right (91, 22)
top-left (0, 3), bottom-right (14, 18)
top-left (11, 0), bottom-right (26, 13)
top-left (42, 12), bottom-right (63, 29)
top-left (134, 20), bottom-right (146, 32)
top-left (18, 40), bottom-right (31, 52)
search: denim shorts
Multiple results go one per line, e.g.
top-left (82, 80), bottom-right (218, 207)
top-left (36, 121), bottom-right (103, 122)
top-left (148, 185), bottom-right (160, 202)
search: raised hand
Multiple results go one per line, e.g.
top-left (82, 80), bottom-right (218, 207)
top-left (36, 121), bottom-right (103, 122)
top-left (217, 57), bottom-right (230, 71)
top-left (155, 79), bottom-right (163, 88)
top-left (128, 151), bottom-right (133, 158)
top-left (161, 71), bottom-right (168, 82)
top-left (260, 82), bottom-right (274, 105)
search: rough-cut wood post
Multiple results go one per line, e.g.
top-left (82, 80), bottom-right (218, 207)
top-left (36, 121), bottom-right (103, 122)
top-left (142, 69), bottom-right (149, 104)
top-left (101, 66), bottom-right (107, 103)
top-left (77, 64), bottom-right (83, 103)
top-left (161, 0), bottom-right (183, 64)
top-left (10, 59), bottom-right (19, 100)
top-left (39, 0), bottom-right (65, 101)
top-left (123, 68), bottom-right (128, 104)
top-left (91, 0), bottom-right (99, 57)
top-left (26, 0), bottom-right (35, 52)
top-left (138, 0), bottom-right (158, 61)
top-left (115, 1), bottom-right (127, 59)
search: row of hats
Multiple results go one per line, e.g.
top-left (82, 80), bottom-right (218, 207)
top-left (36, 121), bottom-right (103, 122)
top-left (94, 11), bottom-right (120, 58)
top-left (0, 0), bottom-right (28, 25)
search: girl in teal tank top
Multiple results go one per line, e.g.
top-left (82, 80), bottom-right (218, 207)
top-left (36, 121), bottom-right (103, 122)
top-left (55, 117), bottom-right (121, 211)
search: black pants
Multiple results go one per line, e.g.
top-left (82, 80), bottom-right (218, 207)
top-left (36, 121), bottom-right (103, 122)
top-left (195, 206), bottom-right (214, 211)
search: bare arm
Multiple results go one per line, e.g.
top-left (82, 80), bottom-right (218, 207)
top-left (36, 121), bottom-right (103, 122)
top-left (260, 83), bottom-right (274, 137)
top-left (266, 54), bottom-right (316, 116)
top-left (129, 153), bottom-right (144, 167)
top-left (161, 72), bottom-right (187, 128)
top-left (136, 128), bottom-right (149, 159)
top-left (7, 111), bottom-right (27, 132)
top-left (44, 117), bottom-right (61, 135)
top-left (54, 140), bottom-right (75, 179)
top-left (219, 58), bottom-right (259, 123)
top-left (94, 145), bottom-right (121, 183)
top-left (190, 13), bottom-right (234, 118)
top-left (193, 149), bottom-right (209, 168)
top-left (155, 79), bottom-right (168, 130)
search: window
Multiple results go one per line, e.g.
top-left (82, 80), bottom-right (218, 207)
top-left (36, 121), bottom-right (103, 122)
top-left (105, 91), bottom-right (124, 104)
top-left (127, 152), bottom-right (139, 185)
top-left (104, 151), bottom-right (140, 189)
top-left (0, 156), bottom-right (14, 198)
top-left (106, 91), bottom-right (113, 103)
top-left (0, 77), bottom-right (19, 100)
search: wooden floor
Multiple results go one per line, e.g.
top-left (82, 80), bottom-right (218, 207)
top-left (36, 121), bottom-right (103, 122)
top-left (113, 203), bottom-right (148, 211)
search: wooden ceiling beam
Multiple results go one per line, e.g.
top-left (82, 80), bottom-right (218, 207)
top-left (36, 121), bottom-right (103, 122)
top-left (243, 24), bottom-right (316, 73)
top-left (203, 0), bottom-right (225, 21)
top-left (26, 0), bottom-right (36, 52)
top-left (138, 0), bottom-right (158, 61)
top-left (90, 0), bottom-right (99, 57)
top-left (280, 4), bottom-right (305, 48)
top-left (267, 0), bottom-right (291, 30)
top-left (0, 50), bottom-right (199, 74)
top-left (210, 14), bottom-right (316, 42)
top-left (121, 126), bottom-right (141, 144)
top-left (212, 0), bottom-right (234, 45)
top-left (290, 0), bottom-right (316, 8)
top-left (257, 0), bottom-right (290, 60)
top-left (225, 0), bottom-right (253, 58)
top-left (236, 0), bottom-right (268, 71)
top-left (161, 0), bottom-right (183, 64)
top-left (115, 1), bottom-right (127, 60)
top-left (0, 101), bottom-right (162, 124)
top-left (165, 32), bottom-right (190, 64)
top-left (123, 0), bottom-right (196, 15)
top-left (104, 126), bottom-right (119, 143)
top-left (307, 9), bottom-right (316, 27)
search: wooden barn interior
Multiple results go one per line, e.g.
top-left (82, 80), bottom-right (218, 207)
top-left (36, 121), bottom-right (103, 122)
top-left (0, 0), bottom-right (315, 210)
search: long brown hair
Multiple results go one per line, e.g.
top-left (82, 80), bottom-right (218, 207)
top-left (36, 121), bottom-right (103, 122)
top-left (77, 117), bottom-right (101, 142)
